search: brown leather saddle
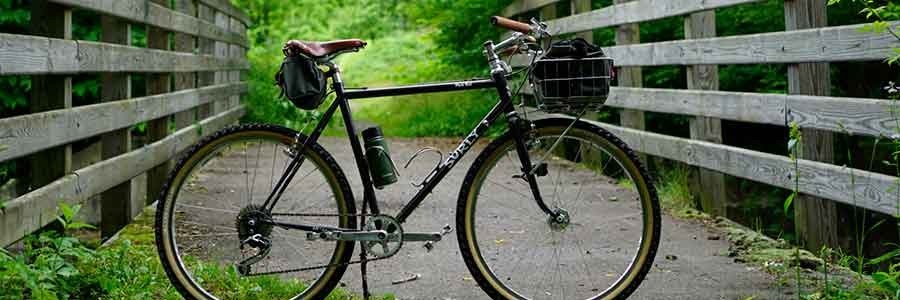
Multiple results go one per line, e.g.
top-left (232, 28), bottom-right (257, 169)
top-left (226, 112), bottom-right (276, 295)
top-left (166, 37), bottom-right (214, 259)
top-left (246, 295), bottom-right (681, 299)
top-left (283, 39), bottom-right (367, 58)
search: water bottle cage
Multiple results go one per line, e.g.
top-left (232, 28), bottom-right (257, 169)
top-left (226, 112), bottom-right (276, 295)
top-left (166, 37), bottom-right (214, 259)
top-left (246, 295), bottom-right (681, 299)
top-left (403, 147), bottom-right (444, 188)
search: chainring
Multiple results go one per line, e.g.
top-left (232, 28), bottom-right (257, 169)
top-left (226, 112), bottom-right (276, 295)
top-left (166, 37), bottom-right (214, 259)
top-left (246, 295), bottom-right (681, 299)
top-left (361, 215), bottom-right (403, 258)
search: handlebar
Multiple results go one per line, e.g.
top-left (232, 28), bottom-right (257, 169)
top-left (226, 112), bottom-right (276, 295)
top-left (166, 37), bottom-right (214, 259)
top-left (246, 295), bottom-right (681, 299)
top-left (490, 16), bottom-right (532, 34)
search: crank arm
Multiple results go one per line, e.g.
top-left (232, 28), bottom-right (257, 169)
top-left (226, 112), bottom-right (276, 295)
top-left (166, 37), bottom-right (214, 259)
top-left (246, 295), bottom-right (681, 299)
top-left (403, 232), bottom-right (443, 242)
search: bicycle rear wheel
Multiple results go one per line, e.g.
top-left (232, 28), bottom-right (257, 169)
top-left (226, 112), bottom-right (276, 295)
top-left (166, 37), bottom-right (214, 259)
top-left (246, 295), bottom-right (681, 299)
top-left (457, 118), bottom-right (660, 300)
top-left (155, 124), bottom-right (356, 300)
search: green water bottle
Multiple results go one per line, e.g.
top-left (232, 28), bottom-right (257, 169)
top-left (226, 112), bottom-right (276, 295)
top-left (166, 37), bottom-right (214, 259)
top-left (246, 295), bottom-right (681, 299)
top-left (362, 126), bottom-right (398, 189)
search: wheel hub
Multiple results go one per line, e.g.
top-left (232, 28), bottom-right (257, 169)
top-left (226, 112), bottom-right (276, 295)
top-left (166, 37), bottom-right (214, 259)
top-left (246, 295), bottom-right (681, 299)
top-left (362, 215), bottom-right (403, 258)
top-left (548, 208), bottom-right (571, 231)
top-left (236, 204), bottom-right (273, 243)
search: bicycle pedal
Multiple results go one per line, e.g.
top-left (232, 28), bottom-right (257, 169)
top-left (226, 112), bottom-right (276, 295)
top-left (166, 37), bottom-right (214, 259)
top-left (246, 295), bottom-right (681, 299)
top-left (421, 225), bottom-right (452, 252)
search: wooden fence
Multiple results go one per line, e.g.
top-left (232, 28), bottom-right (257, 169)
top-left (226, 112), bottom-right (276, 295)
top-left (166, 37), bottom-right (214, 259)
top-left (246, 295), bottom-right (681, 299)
top-left (0, 0), bottom-right (249, 246)
top-left (505, 0), bottom-right (900, 250)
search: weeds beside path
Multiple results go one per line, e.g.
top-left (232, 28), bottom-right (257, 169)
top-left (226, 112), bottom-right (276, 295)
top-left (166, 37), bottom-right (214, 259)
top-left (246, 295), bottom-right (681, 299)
top-left (0, 207), bottom-right (381, 300)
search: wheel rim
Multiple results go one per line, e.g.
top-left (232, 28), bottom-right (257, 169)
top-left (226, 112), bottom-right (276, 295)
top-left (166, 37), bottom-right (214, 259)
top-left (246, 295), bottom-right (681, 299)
top-left (159, 131), bottom-right (351, 300)
top-left (464, 126), bottom-right (657, 300)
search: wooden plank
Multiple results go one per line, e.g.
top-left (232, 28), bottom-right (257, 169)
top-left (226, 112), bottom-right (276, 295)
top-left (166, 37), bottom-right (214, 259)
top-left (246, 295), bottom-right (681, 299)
top-left (532, 111), bottom-right (900, 218)
top-left (786, 0), bottom-right (841, 251)
top-left (22, 0), bottom-right (73, 197)
top-left (685, 10), bottom-right (728, 216)
top-left (197, 0), bottom-right (251, 26)
top-left (597, 87), bottom-right (896, 138)
top-left (604, 21), bottom-right (900, 66)
top-left (49, 0), bottom-right (247, 47)
top-left (0, 33), bottom-right (248, 75)
top-left (547, 0), bottom-right (761, 35)
top-left (503, 0), bottom-right (561, 17)
top-left (511, 22), bottom-right (900, 67)
top-left (1, 107), bottom-right (244, 246)
top-left (0, 83), bottom-right (246, 163)
top-left (99, 15), bottom-right (134, 239)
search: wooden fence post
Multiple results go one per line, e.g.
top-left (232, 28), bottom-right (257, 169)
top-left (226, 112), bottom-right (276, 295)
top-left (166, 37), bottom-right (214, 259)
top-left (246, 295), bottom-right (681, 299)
top-left (23, 0), bottom-right (72, 195)
top-left (99, 15), bottom-right (135, 239)
top-left (146, 0), bottom-right (173, 205)
top-left (785, 0), bottom-right (841, 251)
top-left (685, 11), bottom-right (729, 216)
top-left (174, 0), bottom-right (197, 131)
top-left (198, 3), bottom-right (215, 119)
top-left (540, 2), bottom-right (556, 20)
top-left (229, 17), bottom-right (241, 111)
top-left (571, 0), bottom-right (592, 42)
top-left (214, 9), bottom-right (230, 113)
top-left (614, 0), bottom-right (645, 162)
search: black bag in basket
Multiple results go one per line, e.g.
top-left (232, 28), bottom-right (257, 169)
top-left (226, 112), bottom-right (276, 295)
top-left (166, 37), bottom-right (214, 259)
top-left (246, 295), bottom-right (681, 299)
top-left (545, 38), bottom-right (604, 59)
top-left (275, 44), bottom-right (327, 110)
top-left (532, 38), bottom-right (612, 102)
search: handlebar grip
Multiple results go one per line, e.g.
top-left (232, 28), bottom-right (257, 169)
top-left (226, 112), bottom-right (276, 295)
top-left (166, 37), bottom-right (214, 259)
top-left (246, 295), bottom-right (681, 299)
top-left (490, 16), bottom-right (532, 34)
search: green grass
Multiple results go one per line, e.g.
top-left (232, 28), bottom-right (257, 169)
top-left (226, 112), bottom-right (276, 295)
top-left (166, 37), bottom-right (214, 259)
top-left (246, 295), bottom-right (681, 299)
top-left (655, 165), bottom-right (698, 217)
top-left (0, 207), bottom-right (388, 300)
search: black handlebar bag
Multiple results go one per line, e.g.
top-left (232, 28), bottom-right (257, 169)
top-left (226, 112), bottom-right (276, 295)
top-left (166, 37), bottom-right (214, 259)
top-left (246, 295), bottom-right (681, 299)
top-left (529, 38), bottom-right (613, 113)
top-left (275, 54), bottom-right (327, 110)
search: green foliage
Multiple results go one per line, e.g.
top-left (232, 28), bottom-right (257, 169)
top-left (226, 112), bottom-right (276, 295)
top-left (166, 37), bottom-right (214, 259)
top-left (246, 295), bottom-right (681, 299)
top-left (230, 0), bottom-right (410, 130)
top-left (784, 121), bottom-right (802, 214)
top-left (404, 1), bottom-right (513, 73)
top-left (0, 0), bottom-right (28, 33)
top-left (655, 164), bottom-right (698, 217)
top-left (0, 206), bottom-right (381, 299)
top-left (55, 203), bottom-right (95, 232)
top-left (828, 0), bottom-right (900, 65)
top-left (0, 232), bottom-right (95, 300)
top-left (229, 0), bottom-right (514, 136)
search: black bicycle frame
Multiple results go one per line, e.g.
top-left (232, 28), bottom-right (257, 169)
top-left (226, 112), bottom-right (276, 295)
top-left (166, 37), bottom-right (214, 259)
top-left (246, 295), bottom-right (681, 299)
top-left (262, 67), bottom-right (551, 229)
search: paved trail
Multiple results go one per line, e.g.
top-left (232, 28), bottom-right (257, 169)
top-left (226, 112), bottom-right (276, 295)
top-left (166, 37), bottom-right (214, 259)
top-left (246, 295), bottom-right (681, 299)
top-left (176, 135), bottom-right (791, 300)
top-left (314, 137), bottom-right (790, 300)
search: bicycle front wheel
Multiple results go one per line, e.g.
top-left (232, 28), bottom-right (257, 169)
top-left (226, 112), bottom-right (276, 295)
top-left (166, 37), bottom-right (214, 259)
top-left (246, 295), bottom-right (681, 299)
top-left (155, 124), bottom-right (356, 300)
top-left (457, 118), bottom-right (660, 300)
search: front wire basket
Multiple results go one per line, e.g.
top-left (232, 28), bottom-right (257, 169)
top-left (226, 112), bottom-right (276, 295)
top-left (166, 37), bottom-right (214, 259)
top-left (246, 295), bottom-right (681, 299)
top-left (529, 57), bottom-right (613, 113)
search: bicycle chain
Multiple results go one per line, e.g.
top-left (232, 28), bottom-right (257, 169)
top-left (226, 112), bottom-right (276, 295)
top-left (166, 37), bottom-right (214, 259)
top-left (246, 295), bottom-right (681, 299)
top-left (270, 212), bottom-right (379, 218)
top-left (243, 212), bottom-right (385, 277)
top-left (245, 255), bottom-right (390, 277)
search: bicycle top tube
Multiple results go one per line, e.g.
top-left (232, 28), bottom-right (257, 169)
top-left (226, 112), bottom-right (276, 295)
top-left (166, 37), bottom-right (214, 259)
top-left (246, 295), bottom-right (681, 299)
top-left (342, 78), bottom-right (497, 99)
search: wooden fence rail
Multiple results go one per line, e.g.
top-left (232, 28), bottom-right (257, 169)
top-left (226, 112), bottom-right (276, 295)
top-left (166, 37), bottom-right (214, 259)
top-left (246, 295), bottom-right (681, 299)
top-left (0, 0), bottom-right (249, 246)
top-left (505, 0), bottom-right (900, 250)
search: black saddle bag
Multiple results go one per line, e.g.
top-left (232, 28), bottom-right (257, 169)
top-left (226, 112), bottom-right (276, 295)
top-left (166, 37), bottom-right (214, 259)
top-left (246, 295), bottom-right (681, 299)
top-left (275, 54), bottom-right (326, 110)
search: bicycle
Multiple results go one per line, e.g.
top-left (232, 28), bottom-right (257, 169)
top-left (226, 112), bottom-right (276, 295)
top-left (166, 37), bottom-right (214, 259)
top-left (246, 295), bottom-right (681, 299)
top-left (155, 16), bottom-right (660, 300)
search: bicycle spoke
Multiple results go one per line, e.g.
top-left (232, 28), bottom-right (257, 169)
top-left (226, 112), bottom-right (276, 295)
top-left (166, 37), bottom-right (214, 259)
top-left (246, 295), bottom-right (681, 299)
top-left (466, 128), bottom-right (657, 300)
top-left (161, 130), bottom-right (353, 299)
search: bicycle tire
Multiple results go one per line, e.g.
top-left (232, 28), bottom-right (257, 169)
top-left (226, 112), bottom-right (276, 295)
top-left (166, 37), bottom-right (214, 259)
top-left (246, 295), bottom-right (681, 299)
top-left (155, 124), bottom-right (356, 300)
top-left (456, 118), bottom-right (660, 299)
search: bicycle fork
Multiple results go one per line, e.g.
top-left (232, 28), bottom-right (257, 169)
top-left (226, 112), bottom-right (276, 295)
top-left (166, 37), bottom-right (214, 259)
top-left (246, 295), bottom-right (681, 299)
top-left (489, 65), bottom-right (558, 219)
